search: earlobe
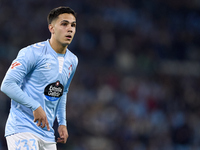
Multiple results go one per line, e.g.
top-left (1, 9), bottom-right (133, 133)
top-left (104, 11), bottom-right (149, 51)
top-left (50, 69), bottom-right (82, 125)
top-left (49, 24), bottom-right (54, 34)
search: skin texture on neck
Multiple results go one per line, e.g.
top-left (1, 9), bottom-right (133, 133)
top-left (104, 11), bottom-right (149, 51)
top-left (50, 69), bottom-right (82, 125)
top-left (49, 38), bottom-right (68, 54)
top-left (48, 13), bottom-right (76, 54)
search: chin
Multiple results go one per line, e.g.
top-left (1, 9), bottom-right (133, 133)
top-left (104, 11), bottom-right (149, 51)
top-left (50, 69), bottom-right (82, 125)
top-left (63, 40), bottom-right (71, 45)
top-left (62, 43), bottom-right (70, 47)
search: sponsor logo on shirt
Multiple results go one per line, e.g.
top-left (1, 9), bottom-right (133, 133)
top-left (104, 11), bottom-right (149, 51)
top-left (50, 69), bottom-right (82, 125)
top-left (11, 61), bottom-right (21, 69)
top-left (44, 80), bottom-right (64, 101)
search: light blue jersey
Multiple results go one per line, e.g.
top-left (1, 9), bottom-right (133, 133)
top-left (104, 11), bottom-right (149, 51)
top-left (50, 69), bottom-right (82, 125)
top-left (1, 40), bottom-right (78, 142)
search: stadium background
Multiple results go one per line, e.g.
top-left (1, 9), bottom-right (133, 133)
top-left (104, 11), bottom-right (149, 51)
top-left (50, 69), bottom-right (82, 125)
top-left (1, 0), bottom-right (200, 149)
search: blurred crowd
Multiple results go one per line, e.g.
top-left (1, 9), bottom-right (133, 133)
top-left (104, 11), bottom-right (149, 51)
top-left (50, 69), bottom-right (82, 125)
top-left (1, 0), bottom-right (200, 150)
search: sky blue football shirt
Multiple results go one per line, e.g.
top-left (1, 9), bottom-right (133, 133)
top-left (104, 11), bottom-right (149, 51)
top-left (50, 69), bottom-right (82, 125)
top-left (1, 40), bottom-right (78, 142)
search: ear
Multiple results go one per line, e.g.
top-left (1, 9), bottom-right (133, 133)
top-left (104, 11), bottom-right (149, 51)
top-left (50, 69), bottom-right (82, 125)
top-left (48, 24), bottom-right (55, 34)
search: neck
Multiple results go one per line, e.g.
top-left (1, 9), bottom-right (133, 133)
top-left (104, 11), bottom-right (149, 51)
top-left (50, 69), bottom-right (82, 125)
top-left (49, 38), bottom-right (68, 54)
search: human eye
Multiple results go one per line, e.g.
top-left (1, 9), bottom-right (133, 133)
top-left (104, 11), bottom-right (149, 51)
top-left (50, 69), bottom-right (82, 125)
top-left (71, 23), bottom-right (76, 27)
top-left (61, 22), bottom-right (68, 26)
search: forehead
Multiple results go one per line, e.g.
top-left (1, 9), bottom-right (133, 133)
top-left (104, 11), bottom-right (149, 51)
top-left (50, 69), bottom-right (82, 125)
top-left (56, 13), bottom-right (76, 23)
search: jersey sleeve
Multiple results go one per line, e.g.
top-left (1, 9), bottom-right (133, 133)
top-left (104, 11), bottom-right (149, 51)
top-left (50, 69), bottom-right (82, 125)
top-left (1, 46), bottom-right (41, 111)
top-left (56, 55), bottom-right (78, 126)
top-left (64, 56), bottom-right (78, 93)
top-left (56, 92), bottom-right (67, 126)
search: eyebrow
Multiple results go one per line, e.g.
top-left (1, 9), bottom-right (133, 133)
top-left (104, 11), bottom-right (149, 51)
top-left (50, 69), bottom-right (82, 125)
top-left (60, 20), bottom-right (76, 24)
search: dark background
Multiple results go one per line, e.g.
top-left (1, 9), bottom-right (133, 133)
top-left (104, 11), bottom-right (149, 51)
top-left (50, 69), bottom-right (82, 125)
top-left (1, 0), bottom-right (200, 150)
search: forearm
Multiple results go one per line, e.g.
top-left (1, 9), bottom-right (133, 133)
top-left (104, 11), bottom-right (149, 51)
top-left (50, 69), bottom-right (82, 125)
top-left (56, 93), bottom-right (67, 126)
top-left (1, 75), bottom-right (40, 111)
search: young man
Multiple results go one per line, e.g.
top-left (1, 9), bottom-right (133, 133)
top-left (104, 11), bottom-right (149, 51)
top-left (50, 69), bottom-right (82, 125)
top-left (1, 6), bottom-right (78, 150)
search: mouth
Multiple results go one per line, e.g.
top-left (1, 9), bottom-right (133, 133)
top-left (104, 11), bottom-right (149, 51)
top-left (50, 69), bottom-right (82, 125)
top-left (65, 35), bottom-right (72, 39)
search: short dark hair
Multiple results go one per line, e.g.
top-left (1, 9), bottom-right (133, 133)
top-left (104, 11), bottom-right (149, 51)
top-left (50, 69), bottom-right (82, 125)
top-left (47, 6), bottom-right (77, 24)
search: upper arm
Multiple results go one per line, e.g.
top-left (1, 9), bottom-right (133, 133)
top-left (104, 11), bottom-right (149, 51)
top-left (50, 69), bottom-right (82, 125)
top-left (6, 47), bottom-right (37, 83)
top-left (64, 56), bottom-right (78, 93)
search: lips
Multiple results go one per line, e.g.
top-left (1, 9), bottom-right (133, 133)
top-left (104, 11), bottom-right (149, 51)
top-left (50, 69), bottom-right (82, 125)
top-left (66, 35), bottom-right (72, 39)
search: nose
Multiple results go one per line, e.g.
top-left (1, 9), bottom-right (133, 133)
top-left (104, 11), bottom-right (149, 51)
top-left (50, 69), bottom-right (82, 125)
top-left (67, 25), bottom-right (73, 33)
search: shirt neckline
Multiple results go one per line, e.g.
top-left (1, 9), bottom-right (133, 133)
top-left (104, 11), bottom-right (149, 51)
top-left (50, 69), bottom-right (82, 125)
top-left (46, 39), bottom-right (67, 58)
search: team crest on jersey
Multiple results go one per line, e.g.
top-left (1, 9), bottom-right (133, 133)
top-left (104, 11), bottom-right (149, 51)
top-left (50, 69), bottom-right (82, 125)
top-left (68, 64), bottom-right (72, 78)
top-left (11, 61), bottom-right (21, 69)
top-left (44, 80), bottom-right (64, 101)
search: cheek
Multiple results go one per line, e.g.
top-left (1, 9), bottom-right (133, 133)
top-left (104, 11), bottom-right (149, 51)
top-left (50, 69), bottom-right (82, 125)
top-left (72, 29), bottom-right (76, 35)
top-left (55, 29), bottom-right (63, 37)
